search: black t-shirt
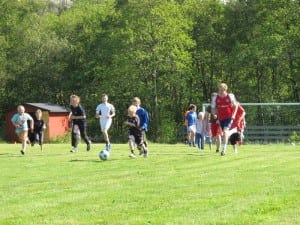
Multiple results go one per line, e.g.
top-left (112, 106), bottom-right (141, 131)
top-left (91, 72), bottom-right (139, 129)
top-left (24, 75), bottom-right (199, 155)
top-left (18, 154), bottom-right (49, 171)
top-left (34, 119), bottom-right (44, 132)
top-left (127, 115), bottom-right (142, 137)
top-left (70, 104), bottom-right (87, 126)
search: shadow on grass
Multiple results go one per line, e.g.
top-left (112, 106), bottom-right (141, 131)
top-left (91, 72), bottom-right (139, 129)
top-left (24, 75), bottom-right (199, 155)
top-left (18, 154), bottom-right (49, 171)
top-left (69, 158), bottom-right (118, 163)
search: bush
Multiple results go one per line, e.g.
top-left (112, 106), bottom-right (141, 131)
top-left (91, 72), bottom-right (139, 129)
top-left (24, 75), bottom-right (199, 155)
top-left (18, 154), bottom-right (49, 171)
top-left (289, 131), bottom-right (299, 144)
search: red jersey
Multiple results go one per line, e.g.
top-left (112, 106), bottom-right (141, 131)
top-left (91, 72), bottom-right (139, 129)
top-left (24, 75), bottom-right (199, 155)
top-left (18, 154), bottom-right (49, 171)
top-left (231, 104), bottom-right (246, 130)
top-left (215, 94), bottom-right (234, 120)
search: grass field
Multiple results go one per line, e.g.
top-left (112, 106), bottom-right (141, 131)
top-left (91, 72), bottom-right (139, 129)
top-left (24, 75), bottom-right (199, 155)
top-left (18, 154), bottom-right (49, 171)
top-left (0, 143), bottom-right (299, 225)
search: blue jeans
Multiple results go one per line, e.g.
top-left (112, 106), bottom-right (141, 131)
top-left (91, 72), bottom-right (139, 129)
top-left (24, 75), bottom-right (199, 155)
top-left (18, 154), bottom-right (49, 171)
top-left (195, 133), bottom-right (204, 150)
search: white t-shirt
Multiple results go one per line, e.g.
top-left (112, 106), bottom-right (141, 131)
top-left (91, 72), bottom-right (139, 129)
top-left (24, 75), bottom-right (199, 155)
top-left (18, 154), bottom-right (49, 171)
top-left (96, 103), bottom-right (115, 130)
top-left (96, 103), bottom-right (115, 118)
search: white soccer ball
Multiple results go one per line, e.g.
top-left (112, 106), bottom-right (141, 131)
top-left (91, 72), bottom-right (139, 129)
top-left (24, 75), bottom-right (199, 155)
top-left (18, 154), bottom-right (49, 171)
top-left (99, 149), bottom-right (110, 161)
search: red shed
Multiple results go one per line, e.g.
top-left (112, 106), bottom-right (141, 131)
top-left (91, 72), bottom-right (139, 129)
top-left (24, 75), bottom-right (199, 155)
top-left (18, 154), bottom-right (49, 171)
top-left (5, 103), bottom-right (70, 143)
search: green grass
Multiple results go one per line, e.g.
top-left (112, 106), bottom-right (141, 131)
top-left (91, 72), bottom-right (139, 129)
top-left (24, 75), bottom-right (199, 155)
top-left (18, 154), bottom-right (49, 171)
top-left (0, 143), bottom-right (299, 225)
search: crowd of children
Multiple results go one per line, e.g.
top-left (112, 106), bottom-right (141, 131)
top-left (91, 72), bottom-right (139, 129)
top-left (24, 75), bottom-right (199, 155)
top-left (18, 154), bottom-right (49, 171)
top-left (184, 83), bottom-right (246, 155)
top-left (11, 95), bottom-right (150, 158)
top-left (11, 83), bottom-right (244, 157)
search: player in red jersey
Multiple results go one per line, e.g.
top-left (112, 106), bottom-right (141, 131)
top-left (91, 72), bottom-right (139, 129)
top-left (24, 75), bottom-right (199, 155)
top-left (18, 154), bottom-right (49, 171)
top-left (211, 83), bottom-right (238, 156)
top-left (206, 93), bottom-right (222, 152)
top-left (228, 103), bottom-right (246, 153)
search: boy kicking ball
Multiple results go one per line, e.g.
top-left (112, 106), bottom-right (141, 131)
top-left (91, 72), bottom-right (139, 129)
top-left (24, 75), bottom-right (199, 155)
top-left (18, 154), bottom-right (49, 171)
top-left (124, 105), bottom-right (148, 158)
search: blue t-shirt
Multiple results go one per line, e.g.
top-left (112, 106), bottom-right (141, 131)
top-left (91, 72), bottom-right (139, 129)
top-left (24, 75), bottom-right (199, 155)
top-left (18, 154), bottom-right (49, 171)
top-left (11, 113), bottom-right (33, 134)
top-left (186, 111), bottom-right (197, 127)
top-left (136, 107), bottom-right (149, 132)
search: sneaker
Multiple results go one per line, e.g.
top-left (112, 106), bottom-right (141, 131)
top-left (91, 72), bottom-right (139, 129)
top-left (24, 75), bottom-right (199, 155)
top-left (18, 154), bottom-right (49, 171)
top-left (129, 153), bottom-right (136, 158)
top-left (70, 148), bottom-right (78, 153)
top-left (87, 141), bottom-right (91, 151)
top-left (143, 149), bottom-right (148, 158)
top-left (221, 151), bottom-right (226, 156)
top-left (20, 150), bottom-right (25, 155)
top-left (106, 144), bottom-right (112, 151)
top-left (234, 149), bottom-right (238, 154)
top-left (216, 149), bottom-right (219, 153)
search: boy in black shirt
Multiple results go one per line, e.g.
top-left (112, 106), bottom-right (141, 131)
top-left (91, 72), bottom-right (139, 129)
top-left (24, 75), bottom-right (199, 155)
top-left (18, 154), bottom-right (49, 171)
top-left (124, 105), bottom-right (148, 158)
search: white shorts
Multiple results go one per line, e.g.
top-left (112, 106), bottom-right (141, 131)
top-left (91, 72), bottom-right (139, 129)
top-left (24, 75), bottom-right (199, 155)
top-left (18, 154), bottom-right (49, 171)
top-left (100, 118), bottom-right (112, 131)
top-left (188, 125), bottom-right (196, 134)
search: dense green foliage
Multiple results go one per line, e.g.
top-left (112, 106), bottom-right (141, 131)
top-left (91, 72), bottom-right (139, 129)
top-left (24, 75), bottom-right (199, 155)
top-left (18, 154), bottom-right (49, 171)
top-left (0, 0), bottom-right (299, 142)
top-left (0, 143), bottom-right (299, 224)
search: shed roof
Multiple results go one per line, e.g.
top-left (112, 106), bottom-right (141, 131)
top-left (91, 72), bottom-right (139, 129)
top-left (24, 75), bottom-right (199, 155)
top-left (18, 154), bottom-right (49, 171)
top-left (25, 103), bottom-right (70, 113)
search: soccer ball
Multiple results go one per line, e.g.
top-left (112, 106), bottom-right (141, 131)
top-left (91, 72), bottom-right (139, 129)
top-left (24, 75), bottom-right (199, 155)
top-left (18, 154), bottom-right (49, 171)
top-left (99, 149), bottom-right (110, 161)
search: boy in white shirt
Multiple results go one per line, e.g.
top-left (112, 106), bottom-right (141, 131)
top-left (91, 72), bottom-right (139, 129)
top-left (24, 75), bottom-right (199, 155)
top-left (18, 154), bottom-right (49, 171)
top-left (95, 94), bottom-right (115, 151)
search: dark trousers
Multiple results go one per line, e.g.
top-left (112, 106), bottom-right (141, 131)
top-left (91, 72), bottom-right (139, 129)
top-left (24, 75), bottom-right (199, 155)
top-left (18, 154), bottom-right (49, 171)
top-left (72, 124), bottom-right (90, 147)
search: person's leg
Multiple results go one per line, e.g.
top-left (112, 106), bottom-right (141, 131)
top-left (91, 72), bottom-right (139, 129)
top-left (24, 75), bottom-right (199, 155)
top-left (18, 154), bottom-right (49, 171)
top-left (195, 132), bottom-right (200, 149)
top-left (137, 134), bottom-right (148, 158)
top-left (128, 135), bottom-right (136, 158)
top-left (19, 131), bottom-right (28, 155)
top-left (79, 125), bottom-right (91, 151)
top-left (70, 125), bottom-right (79, 153)
top-left (220, 119), bottom-right (232, 155)
top-left (101, 119), bottom-right (112, 151)
top-left (200, 134), bottom-right (204, 150)
top-left (38, 131), bottom-right (44, 151)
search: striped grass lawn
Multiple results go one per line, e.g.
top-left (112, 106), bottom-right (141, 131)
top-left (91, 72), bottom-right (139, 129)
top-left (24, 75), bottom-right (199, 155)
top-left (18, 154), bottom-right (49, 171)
top-left (0, 143), bottom-right (299, 225)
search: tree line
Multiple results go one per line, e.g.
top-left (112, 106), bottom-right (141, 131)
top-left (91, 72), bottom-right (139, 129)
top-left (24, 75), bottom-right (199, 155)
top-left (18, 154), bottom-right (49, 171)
top-left (0, 0), bottom-right (299, 143)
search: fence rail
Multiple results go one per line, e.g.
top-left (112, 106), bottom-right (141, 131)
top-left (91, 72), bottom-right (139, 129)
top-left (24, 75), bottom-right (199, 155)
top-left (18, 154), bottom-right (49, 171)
top-left (244, 125), bottom-right (300, 143)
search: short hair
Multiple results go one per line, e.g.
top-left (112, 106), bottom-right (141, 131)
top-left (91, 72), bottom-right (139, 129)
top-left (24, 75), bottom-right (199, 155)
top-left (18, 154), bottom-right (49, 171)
top-left (70, 95), bottom-right (80, 104)
top-left (128, 105), bottom-right (137, 115)
top-left (219, 83), bottom-right (228, 91)
top-left (132, 97), bottom-right (141, 105)
top-left (198, 112), bottom-right (204, 117)
top-left (17, 105), bottom-right (25, 111)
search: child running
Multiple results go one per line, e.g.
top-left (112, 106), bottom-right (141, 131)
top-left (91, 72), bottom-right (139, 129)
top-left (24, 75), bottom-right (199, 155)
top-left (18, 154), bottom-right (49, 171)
top-left (11, 105), bottom-right (34, 155)
top-left (31, 109), bottom-right (46, 151)
top-left (229, 103), bottom-right (246, 153)
top-left (124, 105), bottom-right (148, 158)
top-left (195, 112), bottom-right (205, 150)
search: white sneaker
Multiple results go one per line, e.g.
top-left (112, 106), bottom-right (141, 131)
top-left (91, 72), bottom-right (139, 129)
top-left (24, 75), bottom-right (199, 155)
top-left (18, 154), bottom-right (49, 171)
top-left (70, 148), bottom-right (78, 153)
top-left (234, 148), bottom-right (238, 154)
top-left (129, 153), bottom-right (136, 158)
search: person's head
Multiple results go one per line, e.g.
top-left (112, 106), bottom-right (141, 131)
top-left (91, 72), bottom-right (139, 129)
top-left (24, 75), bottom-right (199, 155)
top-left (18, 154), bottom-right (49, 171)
top-left (188, 104), bottom-right (197, 111)
top-left (128, 105), bottom-right (137, 117)
top-left (70, 95), bottom-right (80, 107)
top-left (17, 105), bottom-right (25, 114)
top-left (35, 109), bottom-right (42, 119)
top-left (211, 92), bottom-right (218, 98)
top-left (132, 97), bottom-right (141, 107)
top-left (218, 83), bottom-right (228, 93)
top-left (198, 112), bottom-right (204, 119)
top-left (101, 94), bottom-right (108, 103)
